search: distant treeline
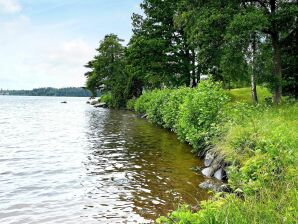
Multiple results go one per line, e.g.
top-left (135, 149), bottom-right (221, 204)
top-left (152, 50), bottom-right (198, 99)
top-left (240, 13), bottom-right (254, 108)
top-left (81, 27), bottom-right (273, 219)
top-left (0, 87), bottom-right (93, 97)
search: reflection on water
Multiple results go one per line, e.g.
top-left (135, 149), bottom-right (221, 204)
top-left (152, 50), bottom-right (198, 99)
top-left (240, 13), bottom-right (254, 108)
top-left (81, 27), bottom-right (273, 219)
top-left (0, 96), bottom-right (208, 223)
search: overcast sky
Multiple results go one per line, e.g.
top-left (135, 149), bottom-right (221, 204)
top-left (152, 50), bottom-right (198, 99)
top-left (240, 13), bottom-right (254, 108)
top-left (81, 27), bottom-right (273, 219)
top-left (0, 0), bottom-right (141, 90)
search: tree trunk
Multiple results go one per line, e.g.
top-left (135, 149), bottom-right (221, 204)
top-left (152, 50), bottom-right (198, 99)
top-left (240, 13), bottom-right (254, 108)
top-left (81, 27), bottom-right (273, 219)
top-left (191, 49), bottom-right (197, 87)
top-left (251, 72), bottom-right (258, 103)
top-left (269, 0), bottom-right (282, 104)
top-left (271, 32), bottom-right (282, 104)
top-left (251, 33), bottom-right (258, 103)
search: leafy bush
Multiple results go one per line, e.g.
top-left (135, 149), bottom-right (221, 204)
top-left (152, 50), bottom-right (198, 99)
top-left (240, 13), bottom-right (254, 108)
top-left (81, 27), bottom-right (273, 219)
top-left (134, 90), bottom-right (154, 114)
top-left (134, 81), bottom-right (230, 151)
top-left (100, 93), bottom-right (112, 105)
top-left (175, 81), bottom-right (229, 150)
top-left (161, 87), bottom-right (192, 130)
top-left (126, 98), bottom-right (136, 111)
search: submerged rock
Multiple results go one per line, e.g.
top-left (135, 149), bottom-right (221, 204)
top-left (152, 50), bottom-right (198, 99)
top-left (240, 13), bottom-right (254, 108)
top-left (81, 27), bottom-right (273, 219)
top-left (61, 101), bottom-right (67, 104)
top-left (86, 101), bottom-right (90, 104)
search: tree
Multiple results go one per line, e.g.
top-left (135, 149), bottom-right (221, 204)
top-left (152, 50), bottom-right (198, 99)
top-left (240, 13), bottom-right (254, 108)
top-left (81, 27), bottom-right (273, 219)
top-left (126, 0), bottom-right (197, 89)
top-left (176, 0), bottom-right (298, 103)
top-left (85, 34), bottom-right (128, 108)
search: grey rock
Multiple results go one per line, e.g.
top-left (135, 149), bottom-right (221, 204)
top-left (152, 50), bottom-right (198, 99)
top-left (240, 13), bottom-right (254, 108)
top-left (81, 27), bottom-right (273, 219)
top-left (202, 167), bottom-right (213, 177)
top-left (94, 103), bottom-right (107, 108)
top-left (61, 101), bottom-right (67, 104)
top-left (86, 101), bottom-right (90, 104)
top-left (204, 152), bottom-right (215, 167)
top-left (202, 161), bottom-right (221, 177)
top-left (141, 114), bottom-right (147, 119)
top-left (214, 168), bottom-right (227, 181)
top-left (90, 100), bottom-right (99, 105)
top-left (199, 180), bottom-right (230, 193)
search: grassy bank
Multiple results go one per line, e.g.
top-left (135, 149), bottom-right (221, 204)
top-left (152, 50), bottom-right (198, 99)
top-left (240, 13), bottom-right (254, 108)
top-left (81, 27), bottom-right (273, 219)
top-left (127, 81), bottom-right (298, 223)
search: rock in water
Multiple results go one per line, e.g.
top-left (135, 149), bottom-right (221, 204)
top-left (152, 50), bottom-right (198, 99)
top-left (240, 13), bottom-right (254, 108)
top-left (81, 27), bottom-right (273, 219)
top-left (90, 100), bottom-right (99, 105)
top-left (61, 101), bottom-right (67, 104)
top-left (94, 103), bottom-right (107, 108)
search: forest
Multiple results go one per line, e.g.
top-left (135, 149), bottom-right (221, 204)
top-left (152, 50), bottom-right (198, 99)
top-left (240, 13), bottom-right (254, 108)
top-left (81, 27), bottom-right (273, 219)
top-left (1, 87), bottom-right (92, 97)
top-left (85, 0), bottom-right (297, 108)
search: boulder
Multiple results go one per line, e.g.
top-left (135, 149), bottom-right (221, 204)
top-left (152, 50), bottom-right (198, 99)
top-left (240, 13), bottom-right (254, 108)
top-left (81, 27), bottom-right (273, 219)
top-left (86, 101), bottom-right (90, 104)
top-left (90, 100), bottom-right (99, 105)
top-left (202, 162), bottom-right (221, 177)
top-left (140, 114), bottom-right (147, 119)
top-left (94, 103), bottom-right (107, 108)
top-left (61, 101), bottom-right (67, 104)
top-left (214, 168), bottom-right (227, 181)
top-left (202, 167), bottom-right (214, 177)
top-left (199, 180), bottom-right (230, 192)
top-left (204, 152), bottom-right (215, 167)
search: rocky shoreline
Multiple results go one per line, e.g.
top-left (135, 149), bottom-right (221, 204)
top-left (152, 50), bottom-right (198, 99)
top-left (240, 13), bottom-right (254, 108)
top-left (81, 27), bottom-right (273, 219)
top-left (198, 152), bottom-right (230, 192)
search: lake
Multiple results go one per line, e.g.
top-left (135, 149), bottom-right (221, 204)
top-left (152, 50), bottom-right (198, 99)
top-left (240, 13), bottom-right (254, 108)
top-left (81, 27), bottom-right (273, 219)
top-left (0, 96), bottom-right (208, 223)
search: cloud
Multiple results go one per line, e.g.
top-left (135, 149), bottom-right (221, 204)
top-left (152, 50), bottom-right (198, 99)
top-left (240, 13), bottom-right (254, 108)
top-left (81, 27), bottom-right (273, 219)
top-left (0, 0), bottom-right (139, 89)
top-left (0, 0), bottom-right (21, 14)
top-left (30, 39), bottom-right (96, 87)
top-left (46, 39), bottom-right (94, 66)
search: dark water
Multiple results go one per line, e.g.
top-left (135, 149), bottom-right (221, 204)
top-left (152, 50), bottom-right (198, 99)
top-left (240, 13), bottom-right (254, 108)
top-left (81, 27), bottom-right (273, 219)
top-left (0, 96), bottom-right (208, 223)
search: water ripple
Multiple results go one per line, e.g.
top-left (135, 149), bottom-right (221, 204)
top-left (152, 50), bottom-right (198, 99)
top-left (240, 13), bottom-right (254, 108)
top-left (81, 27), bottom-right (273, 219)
top-left (0, 96), bottom-right (208, 223)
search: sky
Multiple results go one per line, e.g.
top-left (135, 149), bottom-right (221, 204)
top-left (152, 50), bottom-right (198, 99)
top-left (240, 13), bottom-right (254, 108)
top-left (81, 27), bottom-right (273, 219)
top-left (0, 0), bottom-right (142, 90)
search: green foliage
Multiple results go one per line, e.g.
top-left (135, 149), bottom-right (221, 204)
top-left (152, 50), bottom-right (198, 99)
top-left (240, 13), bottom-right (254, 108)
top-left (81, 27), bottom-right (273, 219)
top-left (134, 81), bottom-right (230, 151)
top-left (126, 98), bottom-right (136, 111)
top-left (100, 93), bottom-right (112, 105)
top-left (126, 0), bottom-right (197, 89)
top-left (158, 102), bottom-right (298, 224)
top-left (175, 82), bottom-right (229, 150)
top-left (84, 34), bottom-right (131, 108)
top-left (134, 90), bottom-right (154, 114)
top-left (160, 87), bottom-right (192, 130)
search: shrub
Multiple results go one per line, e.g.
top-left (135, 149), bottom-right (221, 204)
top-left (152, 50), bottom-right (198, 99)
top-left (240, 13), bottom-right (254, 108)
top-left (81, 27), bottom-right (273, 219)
top-left (134, 81), bottom-right (230, 151)
top-left (126, 98), bottom-right (136, 111)
top-left (100, 92), bottom-right (112, 105)
top-left (175, 81), bottom-right (230, 151)
top-left (134, 90), bottom-right (154, 114)
top-left (145, 89), bottom-right (171, 125)
top-left (160, 87), bottom-right (192, 130)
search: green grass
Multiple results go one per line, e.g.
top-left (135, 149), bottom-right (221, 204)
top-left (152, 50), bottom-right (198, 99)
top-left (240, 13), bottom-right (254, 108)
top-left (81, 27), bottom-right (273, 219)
top-left (228, 86), bottom-right (271, 103)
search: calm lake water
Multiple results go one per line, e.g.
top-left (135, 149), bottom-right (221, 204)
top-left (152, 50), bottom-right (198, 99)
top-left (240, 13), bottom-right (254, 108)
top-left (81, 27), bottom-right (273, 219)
top-left (0, 96), bottom-right (208, 223)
